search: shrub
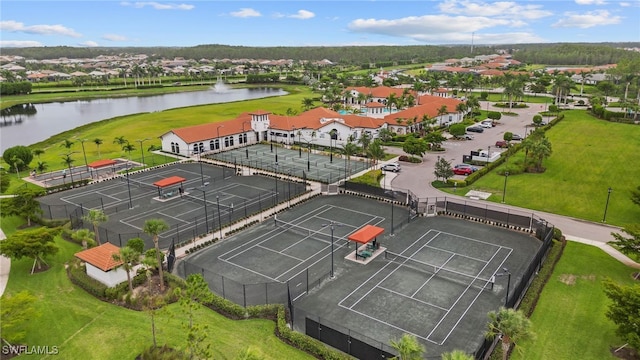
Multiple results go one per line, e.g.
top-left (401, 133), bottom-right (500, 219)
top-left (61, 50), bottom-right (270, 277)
top-left (67, 262), bottom-right (107, 298)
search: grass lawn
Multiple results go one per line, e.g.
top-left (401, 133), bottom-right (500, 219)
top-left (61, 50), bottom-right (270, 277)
top-left (4, 236), bottom-right (313, 360)
top-left (450, 110), bottom-right (640, 227)
top-left (512, 241), bottom-right (636, 360)
top-left (0, 84), bottom-right (315, 175)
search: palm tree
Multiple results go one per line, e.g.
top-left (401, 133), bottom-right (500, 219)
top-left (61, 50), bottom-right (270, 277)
top-left (503, 79), bottom-right (524, 111)
top-left (341, 141), bottom-right (359, 178)
top-left (389, 333), bottom-right (425, 360)
top-left (71, 228), bottom-right (95, 250)
top-left (358, 132), bottom-right (372, 159)
top-left (33, 149), bottom-right (45, 161)
top-left (367, 139), bottom-right (386, 168)
top-left (36, 161), bottom-right (48, 174)
top-left (122, 142), bottom-right (136, 161)
top-left (143, 219), bottom-right (170, 292)
top-left (82, 209), bottom-right (108, 245)
top-left (441, 350), bottom-right (474, 360)
top-left (112, 246), bottom-right (141, 294)
top-left (485, 307), bottom-right (535, 360)
top-left (60, 139), bottom-right (75, 150)
top-left (301, 98), bottom-right (314, 111)
top-left (61, 154), bottom-right (75, 183)
top-left (10, 155), bottom-right (24, 177)
top-left (113, 136), bottom-right (128, 148)
top-left (93, 138), bottom-right (103, 157)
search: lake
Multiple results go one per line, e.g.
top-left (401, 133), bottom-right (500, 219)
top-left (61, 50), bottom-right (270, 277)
top-left (0, 86), bottom-right (287, 152)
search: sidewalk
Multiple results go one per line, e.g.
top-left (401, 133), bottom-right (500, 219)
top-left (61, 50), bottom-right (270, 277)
top-left (0, 228), bottom-right (9, 296)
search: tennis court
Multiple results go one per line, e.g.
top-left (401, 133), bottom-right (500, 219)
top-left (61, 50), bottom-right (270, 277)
top-left (207, 143), bottom-right (370, 183)
top-left (38, 162), bottom-right (306, 249)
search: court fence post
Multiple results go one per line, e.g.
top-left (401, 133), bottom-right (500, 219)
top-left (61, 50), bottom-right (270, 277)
top-left (243, 285), bottom-right (246, 308)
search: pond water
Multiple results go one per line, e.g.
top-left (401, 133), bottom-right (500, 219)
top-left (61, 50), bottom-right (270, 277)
top-left (0, 86), bottom-right (287, 152)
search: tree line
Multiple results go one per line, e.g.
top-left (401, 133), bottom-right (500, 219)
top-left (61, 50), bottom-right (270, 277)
top-left (2, 42), bottom-right (638, 65)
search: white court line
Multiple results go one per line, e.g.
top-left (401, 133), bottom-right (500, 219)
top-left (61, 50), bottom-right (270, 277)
top-left (377, 285), bottom-right (449, 311)
top-left (336, 304), bottom-right (432, 342)
top-left (436, 229), bottom-right (514, 251)
top-left (423, 244), bottom-right (494, 263)
top-left (341, 231), bottom-right (440, 310)
top-left (426, 245), bottom-right (507, 344)
top-left (256, 245), bottom-right (305, 262)
top-left (410, 253), bottom-right (456, 298)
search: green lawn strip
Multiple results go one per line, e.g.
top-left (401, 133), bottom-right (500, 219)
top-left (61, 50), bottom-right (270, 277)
top-left (512, 242), bottom-right (634, 360)
top-left (0, 85), bottom-right (315, 174)
top-left (5, 237), bottom-right (312, 360)
top-left (449, 110), bottom-right (640, 227)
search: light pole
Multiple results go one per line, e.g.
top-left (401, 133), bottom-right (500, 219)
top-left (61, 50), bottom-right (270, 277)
top-left (329, 134), bottom-right (334, 163)
top-left (306, 139), bottom-right (311, 171)
top-left (216, 195), bottom-right (223, 239)
top-left (297, 129), bottom-right (302, 158)
top-left (502, 171), bottom-right (509, 203)
top-left (125, 167), bottom-right (133, 209)
top-left (190, 186), bottom-right (209, 234)
top-left (275, 137), bottom-right (279, 163)
top-left (603, 187), bottom-right (612, 223)
top-left (136, 138), bottom-right (150, 167)
top-left (273, 163), bottom-right (279, 206)
top-left (322, 221), bottom-right (337, 279)
top-left (496, 268), bottom-right (511, 307)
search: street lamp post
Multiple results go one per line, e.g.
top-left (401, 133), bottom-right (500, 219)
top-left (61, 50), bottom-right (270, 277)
top-left (136, 138), bottom-right (150, 168)
top-left (329, 136), bottom-right (334, 163)
top-left (496, 268), bottom-right (511, 307)
top-left (273, 163), bottom-right (279, 206)
top-left (322, 221), bottom-right (337, 279)
top-left (603, 187), bottom-right (613, 223)
top-left (190, 187), bottom-right (209, 234)
top-left (216, 195), bottom-right (223, 239)
top-left (125, 167), bottom-right (133, 209)
top-left (502, 171), bottom-right (509, 203)
top-left (242, 122), bottom-right (249, 159)
top-left (306, 139), bottom-right (311, 171)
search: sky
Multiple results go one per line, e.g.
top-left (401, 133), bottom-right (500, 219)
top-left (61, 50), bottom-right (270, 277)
top-left (1, 0), bottom-right (639, 48)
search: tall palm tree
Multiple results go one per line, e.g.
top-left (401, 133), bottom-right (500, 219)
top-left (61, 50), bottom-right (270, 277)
top-left (301, 97), bottom-right (314, 111)
top-left (33, 149), bottom-right (45, 161)
top-left (341, 141), bottom-right (359, 178)
top-left (71, 228), bottom-right (95, 250)
top-left (358, 132), bottom-right (372, 158)
top-left (485, 307), bottom-right (535, 360)
top-left (83, 209), bottom-right (108, 245)
top-left (60, 139), bottom-right (75, 150)
top-left (36, 161), bottom-right (48, 174)
top-left (122, 142), bottom-right (136, 162)
top-left (112, 246), bottom-right (140, 295)
top-left (93, 138), bottom-right (103, 157)
top-left (389, 333), bottom-right (425, 360)
top-left (113, 136), bottom-right (128, 148)
top-left (143, 219), bottom-right (170, 292)
top-left (61, 154), bottom-right (75, 183)
top-left (503, 79), bottom-right (524, 111)
top-left (367, 139), bottom-right (386, 168)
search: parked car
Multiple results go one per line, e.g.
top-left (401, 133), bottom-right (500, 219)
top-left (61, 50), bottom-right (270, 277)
top-left (381, 163), bottom-right (401, 172)
top-left (463, 133), bottom-right (474, 140)
top-left (454, 164), bottom-right (478, 172)
top-left (480, 120), bottom-right (494, 128)
top-left (452, 166), bottom-right (473, 175)
top-left (511, 134), bottom-right (523, 141)
top-left (495, 140), bottom-right (509, 148)
top-left (466, 126), bottom-right (484, 133)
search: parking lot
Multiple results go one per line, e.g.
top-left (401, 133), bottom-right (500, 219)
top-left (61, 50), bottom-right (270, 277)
top-left (390, 100), bottom-right (545, 196)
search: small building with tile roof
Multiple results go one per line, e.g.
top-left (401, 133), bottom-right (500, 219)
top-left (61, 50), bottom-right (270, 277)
top-left (74, 243), bottom-right (129, 287)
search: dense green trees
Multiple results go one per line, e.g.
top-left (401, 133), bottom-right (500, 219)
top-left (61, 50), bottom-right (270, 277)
top-left (4, 187), bottom-right (43, 227)
top-left (485, 307), bottom-right (535, 360)
top-left (0, 227), bottom-right (59, 274)
top-left (0, 291), bottom-right (41, 343)
top-left (2, 145), bottom-right (33, 172)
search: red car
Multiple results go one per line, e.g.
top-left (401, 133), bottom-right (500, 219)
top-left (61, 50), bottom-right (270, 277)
top-left (452, 167), bottom-right (473, 175)
top-left (495, 140), bottom-right (509, 148)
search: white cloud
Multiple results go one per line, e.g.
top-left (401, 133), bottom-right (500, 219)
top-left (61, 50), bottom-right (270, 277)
top-left (120, 2), bottom-right (194, 10)
top-left (552, 10), bottom-right (621, 28)
top-left (289, 10), bottom-right (315, 19)
top-left (0, 40), bottom-right (44, 47)
top-left (230, 8), bottom-right (261, 18)
top-left (79, 41), bottom-right (99, 47)
top-left (575, 0), bottom-right (608, 5)
top-left (0, 20), bottom-right (81, 37)
top-left (103, 34), bottom-right (128, 41)
top-left (438, 0), bottom-right (553, 20)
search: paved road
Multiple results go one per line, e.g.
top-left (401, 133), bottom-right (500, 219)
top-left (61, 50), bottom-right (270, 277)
top-left (384, 103), bottom-right (639, 268)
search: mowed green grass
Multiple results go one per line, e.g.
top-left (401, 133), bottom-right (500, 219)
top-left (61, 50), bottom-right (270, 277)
top-left (5, 237), bottom-right (313, 360)
top-left (0, 85), bottom-right (314, 174)
top-left (512, 242), bottom-right (635, 360)
top-left (467, 110), bottom-right (640, 227)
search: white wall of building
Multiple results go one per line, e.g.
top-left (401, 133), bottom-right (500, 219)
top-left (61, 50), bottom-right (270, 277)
top-left (85, 263), bottom-right (129, 288)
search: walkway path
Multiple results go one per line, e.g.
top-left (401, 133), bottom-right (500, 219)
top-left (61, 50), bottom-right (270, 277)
top-left (0, 228), bottom-right (9, 296)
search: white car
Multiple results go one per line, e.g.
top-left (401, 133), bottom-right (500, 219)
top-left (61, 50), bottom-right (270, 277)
top-left (381, 163), bottom-right (401, 172)
top-left (480, 120), bottom-right (494, 128)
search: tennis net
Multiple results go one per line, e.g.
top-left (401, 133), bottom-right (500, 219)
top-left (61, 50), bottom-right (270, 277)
top-left (121, 176), bottom-right (156, 192)
top-left (274, 218), bottom-right (333, 245)
top-left (385, 251), bottom-right (493, 291)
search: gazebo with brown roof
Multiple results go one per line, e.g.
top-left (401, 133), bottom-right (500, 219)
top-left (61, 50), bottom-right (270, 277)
top-left (153, 176), bottom-right (187, 198)
top-left (75, 243), bottom-right (127, 287)
top-left (88, 159), bottom-right (118, 178)
top-left (348, 224), bottom-right (385, 260)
